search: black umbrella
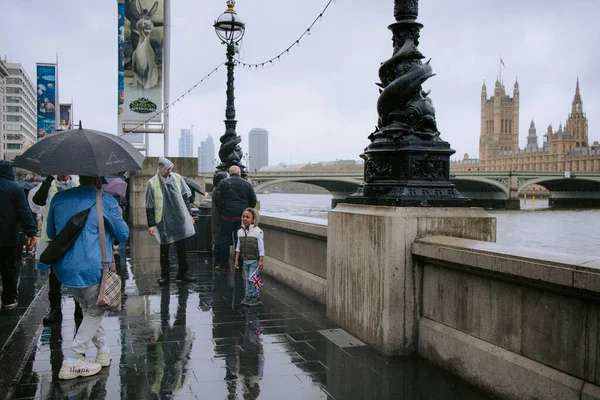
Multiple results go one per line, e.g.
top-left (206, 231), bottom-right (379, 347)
top-left (15, 126), bottom-right (144, 177)
top-left (183, 176), bottom-right (205, 195)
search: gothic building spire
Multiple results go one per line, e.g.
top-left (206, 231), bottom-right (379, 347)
top-left (571, 78), bottom-right (583, 116)
top-left (526, 119), bottom-right (538, 151)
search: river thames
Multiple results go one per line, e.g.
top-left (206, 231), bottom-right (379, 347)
top-left (258, 193), bottom-right (599, 257)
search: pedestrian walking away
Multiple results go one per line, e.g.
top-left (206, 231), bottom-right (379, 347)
top-left (47, 176), bottom-right (129, 379)
top-left (145, 157), bottom-right (196, 285)
top-left (210, 171), bottom-right (229, 268)
top-left (0, 161), bottom-right (37, 310)
top-left (29, 174), bottom-right (82, 323)
top-left (235, 208), bottom-right (264, 307)
top-left (213, 165), bottom-right (257, 270)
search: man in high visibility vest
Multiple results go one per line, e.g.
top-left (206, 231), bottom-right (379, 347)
top-left (145, 157), bottom-right (196, 285)
top-left (30, 174), bottom-right (81, 324)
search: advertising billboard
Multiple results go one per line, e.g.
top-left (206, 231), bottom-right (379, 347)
top-left (59, 104), bottom-right (72, 130)
top-left (118, 1), bottom-right (125, 119)
top-left (123, 0), bottom-right (164, 123)
top-left (36, 64), bottom-right (58, 138)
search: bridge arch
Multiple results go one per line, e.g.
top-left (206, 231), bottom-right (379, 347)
top-left (450, 177), bottom-right (510, 198)
top-left (252, 177), bottom-right (362, 196)
top-left (516, 176), bottom-right (600, 195)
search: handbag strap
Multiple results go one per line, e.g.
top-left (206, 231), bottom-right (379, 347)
top-left (96, 188), bottom-right (116, 272)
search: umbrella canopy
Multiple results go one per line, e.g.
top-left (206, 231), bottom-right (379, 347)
top-left (14, 127), bottom-right (144, 177)
top-left (102, 177), bottom-right (127, 199)
top-left (183, 176), bottom-right (205, 195)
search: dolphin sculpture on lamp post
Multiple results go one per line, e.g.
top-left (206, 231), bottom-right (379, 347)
top-left (347, 0), bottom-right (467, 207)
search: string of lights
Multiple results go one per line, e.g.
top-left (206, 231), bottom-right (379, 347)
top-left (122, 0), bottom-right (337, 135)
top-left (236, 0), bottom-right (336, 70)
top-left (121, 62), bottom-right (225, 135)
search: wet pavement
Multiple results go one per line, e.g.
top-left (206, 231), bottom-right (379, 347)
top-left (0, 256), bottom-right (48, 350)
top-left (3, 230), bottom-right (493, 399)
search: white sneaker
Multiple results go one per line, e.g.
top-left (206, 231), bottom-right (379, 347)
top-left (58, 357), bottom-right (102, 380)
top-left (95, 348), bottom-right (112, 367)
top-left (2, 300), bottom-right (18, 310)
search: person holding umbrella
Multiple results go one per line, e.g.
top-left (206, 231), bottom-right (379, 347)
top-left (14, 125), bottom-right (144, 379)
top-left (30, 174), bottom-right (82, 324)
top-left (48, 175), bottom-right (129, 379)
top-left (0, 161), bottom-right (37, 310)
top-left (145, 157), bottom-right (196, 285)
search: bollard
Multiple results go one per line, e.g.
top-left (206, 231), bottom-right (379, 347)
top-left (532, 196), bottom-right (535, 212)
top-left (524, 193), bottom-right (527, 205)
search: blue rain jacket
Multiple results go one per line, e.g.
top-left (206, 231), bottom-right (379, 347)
top-left (47, 185), bottom-right (129, 288)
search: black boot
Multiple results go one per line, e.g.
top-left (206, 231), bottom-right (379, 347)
top-left (43, 306), bottom-right (62, 325)
top-left (174, 240), bottom-right (194, 282)
top-left (176, 272), bottom-right (196, 282)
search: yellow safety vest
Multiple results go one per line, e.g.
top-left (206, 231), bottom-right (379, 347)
top-left (148, 173), bottom-right (183, 224)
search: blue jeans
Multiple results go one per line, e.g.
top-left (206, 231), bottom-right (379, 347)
top-left (244, 261), bottom-right (259, 298)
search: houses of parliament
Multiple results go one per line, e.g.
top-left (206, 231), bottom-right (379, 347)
top-left (451, 78), bottom-right (599, 172)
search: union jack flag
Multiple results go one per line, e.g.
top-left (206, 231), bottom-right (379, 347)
top-left (249, 269), bottom-right (263, 290)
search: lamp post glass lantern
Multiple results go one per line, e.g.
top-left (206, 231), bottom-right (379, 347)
top-left (214, 0), bottom-right (247, 177)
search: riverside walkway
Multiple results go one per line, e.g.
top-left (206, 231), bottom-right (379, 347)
top-left (1, 230), bottom-right (491, 399)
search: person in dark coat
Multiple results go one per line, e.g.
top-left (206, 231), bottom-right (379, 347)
top-left (212, 165), bottom-right (257, 269)
top-left (0, 161), bottom-right (37, 310)
top-left (210, 171), bottom-right (229, 268)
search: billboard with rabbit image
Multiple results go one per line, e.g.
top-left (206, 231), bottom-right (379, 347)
top-left (123, 0), bottom-right (164, 123)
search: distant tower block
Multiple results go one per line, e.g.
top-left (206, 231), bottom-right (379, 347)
top-left (179, 128), bottom-right (194, 157)
top-left (248, 128), bottom-right (269, 172)
top-left (198, 135), bottom-right (215, 173)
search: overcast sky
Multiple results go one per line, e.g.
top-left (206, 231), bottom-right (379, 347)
top-left (3, 0), bottom-right (599, 165)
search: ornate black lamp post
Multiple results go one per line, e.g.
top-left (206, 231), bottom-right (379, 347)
top-left (348, 0), bottom-right (466, 206)
top-left (214, 0), bottom-right (247, 178)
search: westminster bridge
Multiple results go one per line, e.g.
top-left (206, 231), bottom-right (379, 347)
top-left (200, 170), bottom-right (600, 209)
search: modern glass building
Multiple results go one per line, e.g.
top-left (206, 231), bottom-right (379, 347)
top-left (248, 128), bottom-right (268, 172)
top-left (198, 135), bottom-right (215, 173)
top-left (179, 128), bottom-right (194, 157)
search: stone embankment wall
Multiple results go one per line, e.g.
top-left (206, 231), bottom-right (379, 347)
top-left (260, 215), bottom-right (327, 304)
top-left (261, 213), bottom-right (600, 400)
top-left (414, 236), bottom-right (600, 400)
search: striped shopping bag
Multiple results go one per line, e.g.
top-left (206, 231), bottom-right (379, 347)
top-left (95, 189), bottom-right (122, 312)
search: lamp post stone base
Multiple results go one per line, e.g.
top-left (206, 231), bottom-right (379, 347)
top-left (326, 203), bottom-right (496, 356)
top-left (348, 137), bottom-right (467, 207)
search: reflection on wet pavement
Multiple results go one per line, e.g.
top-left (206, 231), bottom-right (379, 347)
top-left (0, 257), bottom-right (48, 350)
top-left (8, 229), bottom-right (492, 399)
